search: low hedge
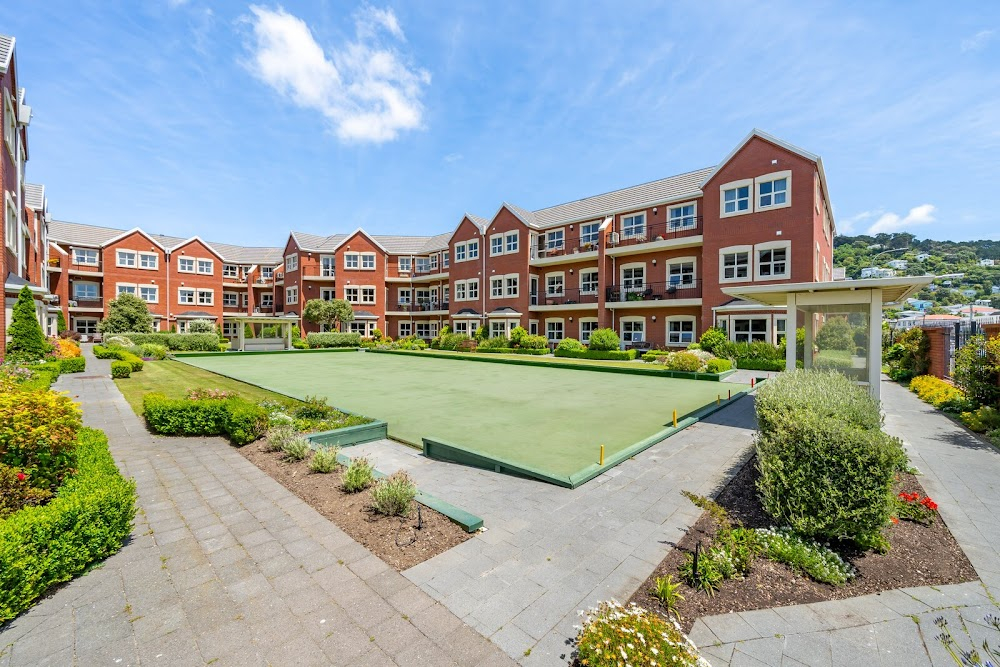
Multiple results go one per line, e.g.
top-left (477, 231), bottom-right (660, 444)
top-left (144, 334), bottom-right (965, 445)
top-left (306, 332), bottom-right (362, 349)
top-left (94, 345), bottom-right (144, 372)
top-left (142, 393), bottom-right (268, 445)
top-left (118, 332), bottom-right (220, 352)
top-left (34, 361), bottom-right (62, 378)
top-left (734, 358), bottom-right (786, 371)
top-left (59, 357), bottom-right (86, 374)
top-left (0, 427), bottom-right (136, 622)
top-left (475, 348), bottom-right (548, 355)
top-left (554, 348), bottom-right (637, 361)
top-left (110, 361), bottom-right (131, 378)
top-left (706, 358), bottom-right (733, 374)
top-left (20, 370), bottom-right (56, 392)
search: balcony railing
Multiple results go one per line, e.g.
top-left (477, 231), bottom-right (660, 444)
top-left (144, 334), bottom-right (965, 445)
top-left (253, 305), bottom-right (274, 313)
top-left (413, 265), bottom-right (442, 276)
top-left (530, 287), bottom-right (599, 307)
top-left (605, 280), bottom-right (702, 302)
top-left (255, 277), bottom-right (274, 285)
top-left (606, 217), bottom-right (702, 248)
top-left (69, 297), bottom-right (104, 308)
top-left (69, 261), bottom-right (103, 271)
top-left (394, 300), bottom-right (450, 312)
top-left (532, 235), bottom-right (600, 260)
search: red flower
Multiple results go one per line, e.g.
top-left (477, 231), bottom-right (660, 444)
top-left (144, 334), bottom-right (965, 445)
top-left (16, 472), bottom-right (26, 482)
top-left (891, 516), bottom-right (899, 524)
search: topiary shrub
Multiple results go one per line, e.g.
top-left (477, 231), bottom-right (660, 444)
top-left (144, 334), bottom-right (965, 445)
top-left (0, 388), bottom-right (82, 491)
top-left (664, 351), bottom-right (703, 372)
top-left (518, 334), bottom-right (548, 350)
top-left (7, 286), bottom-right (50, 362)
top-left (224, 401), bottom-right (270, 446)
top-left (58, 357), bottom-right (86, 373)
top-left (98, 293), bottom-right (153, 334)
top-left (586, 328), bottom-right (620, 351)
top-left (706, 358), bottom-right (733, 374)
top-left (119, 332), bottom-right (220, 352)
top-left (556, 338), bottom-right (585, 352)
top-left (142, 393), bottom-right (267, 445)
top-left (110, 362), bottom-right (132, 379)
top-left (306, 332), bottom-right (362, 348)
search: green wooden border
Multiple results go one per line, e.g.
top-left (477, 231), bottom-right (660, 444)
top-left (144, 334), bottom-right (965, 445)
top-left (172, 347), bottom-right (359, 358)
top-left (307, 421), bottom-right (388, 447)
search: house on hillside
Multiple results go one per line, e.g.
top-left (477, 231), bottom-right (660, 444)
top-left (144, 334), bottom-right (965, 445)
top-left (915, 253), bottom-right (931, 261)
top-left (886, 259), bottom-right (908, 270)
top-left (906, 298), bottom-right (934, 311)
top-left (980, 259), bottom-right (996, 267)
top-left (861, 267), bottom-right (896, 279)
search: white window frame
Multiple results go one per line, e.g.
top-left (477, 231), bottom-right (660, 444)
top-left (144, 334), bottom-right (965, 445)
top-left (580, 222), bottom-right (600, 248)
top-left (398, 288), bottom-right (412, 304)
top-left (451, 321), bottom-right (468, 335)
top-left (545, 318), bottom-right (565, 342)
top-left (398, 256), bottom-right (412, 273)
top-left (666, 316), bottom-right (697, 347)
top-left (261, 266), bottom-right (274, 280)
top-left (223, 291), bottom-right (239, 307)
top-left (320, 255), bottom-right (336, 277)
top-left (196, 258), bottom-right (213, 275)
top-left (580, 269), bottom-right (599, 295)
top-left (178, 288), bottom-right (196, 304)
top-left (285, 253), bottom-right (298, 272)
top-left (73, 317), bottom-right (99, 335)
top-left (755, 170), bottom-right (792, 211)
top-left (344, 286), bottom-right (360, 303)
top-left (442, 251), bottom-right (450, 269)
top-left (620, 262), bottom-right (646, 291)
top-left (667, 256), bottom-right (697, 289)
top-left (178, 257), bottom-right (196, 273)
top-left (620, 316), bottom-right (645, 343)
top-left (455, 281), bottom-right (467, 301)
top-left (361, 286), bottom-right (376, 304)
top-left (344, 253), bottom-right (359, 270)
top-left (398, 321), bottom-right (412, 337)
top-left (720, 178), bottom-right (754, 217)
top-left (361, 253), bottom-right (376, 270)
top-left (579, 317), bottom-right (599, 343)
top-left (72, 247), bottom-right (99, 266)
top-left (197, 289), bottom-right (214, 305)
top-left (139, 285), bottom-right (159, 304)
top-left (139, 252), bottom-right (158, 270)
top-left (285, 286), bottom-right (298, 305)
top-left (731, 316), bottom-right (770, 343)
top-left (73, 281), bottom-right (99, 300)
top-left (3, 192), bottom-right (15, 252)
top-left (505, 231), bottom-right (519, 253)
top-left (490, 276), bottom-right (503, 298)
top-left (667, 201), bottom-right (698, 230)
top-left (545, 228), bottom-right (565, 251)
top-left (467, 239), bottom-right (479, 260)
top-left (620, 212), bottom-right (646, 239)
top-left (505, 274), bottom-right (519, 298)
top-left (467, 279), bottom-right (479, 300)
top-left (116, 283), bottom-right (138, 296)
top-left (3, 92), bottom-right (15, 160)
top-left (754, 240), bottom-right (791, 281)
top-left (223, 264), bottom-right (239, 279)
top-left (116, 250), bottom-right (137, 268)
top-left (490, 234), bottom-right (504, 257)
top-left (260, 293), bottom-right (274, 307)
top-left (720, 245), bottom-right (753, 283)
top-left (545, 272), bottom-right (565, 296)
top-left (455, 243), bottom-right (467, 262)
top-left (430, 254), bottom-right (439, 271)
top-left (222, 322), bottom-right (239, 337)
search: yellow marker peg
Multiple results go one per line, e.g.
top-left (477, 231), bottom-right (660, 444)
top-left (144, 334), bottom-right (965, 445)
top-left (672, 410), bottom-right (678, 428)
top-left (600, 445), bottom-right (605, 466)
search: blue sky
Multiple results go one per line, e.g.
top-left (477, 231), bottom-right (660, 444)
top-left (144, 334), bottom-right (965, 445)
top-left (6, 1), bottom-right (999, 245)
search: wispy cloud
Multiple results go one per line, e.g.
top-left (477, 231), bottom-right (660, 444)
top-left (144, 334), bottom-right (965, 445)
top-left (243, 4), bottom-right (430, 143)
top-left (443, 152), bottom-right (463, 163)
top-left (838, 209), bottom-right (881, 235)
top-left (867, 204), bottom-right (936, 234)
top-left (961, 29), bottom-right (995, 52)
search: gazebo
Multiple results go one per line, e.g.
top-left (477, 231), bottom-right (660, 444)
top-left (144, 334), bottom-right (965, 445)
top-left (231, 315), bottom-right (298, 352)
top-left (722, 276), bottom-right (933, 400)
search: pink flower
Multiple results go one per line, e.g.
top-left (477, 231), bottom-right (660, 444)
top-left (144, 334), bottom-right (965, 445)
top-left (16, 472), bottom-right (26, 482)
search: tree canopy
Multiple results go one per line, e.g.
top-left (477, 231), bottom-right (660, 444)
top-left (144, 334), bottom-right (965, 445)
top-left (302, 298), bottom-right (354, 330)
top-left (98, 293), bottom-right (153, 334)
top-left (7, 286), bottom-right (50, 360)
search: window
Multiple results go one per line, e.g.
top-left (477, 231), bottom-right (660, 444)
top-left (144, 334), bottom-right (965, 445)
top-left (756, 244), bottom-right (789, 280)
top-left (581, 222), bottom-right (600, 247)
top-left (197, 290), bottom-right (213, 305)
top-left (467, 240), bottom-right (479, 260)
top-left (415, 323), bottom-right (431, 338)
top-left (345, 287), bottom-right (359, 303)
top-left (73, 248), bottom-right (99, 265)
top-left (505, 275), bottom-right (519, 297)
top-left (668, 203), bottom-right (697, 229)
top-left (443, 286), bottom-right (450, 304)
top-left (319, 287), bottom-right (335, 301)
top-left (757, 171), bottom-right (790, 209)
top-left (430, 254), bottom-right (439, 271)
top-left (397, 321), bottom-right (412, 337)
top-left (321, 256), bottom-right (336, 277)
top-left (117, 250), bottom-right (137, 267)
top-left (4, 193), bottom-right (15, 252)
top-left (580, 319), bottom-right (598, 343)
top-left (455, 282), bottom-right (466, 301)
top-left (578, 270), bottom-right (599, 295)
top-left (468, 279), bottom-right (479, 299)
top-left (733, 318), bottom-right (768, 342)
top-left (622, 265), bottom-right (645, 290)
top-left (621, 212), bottom-right (645, 239)
top-left (398, 288), bottom-right (412, 305)
top-left (546, 319), bottom-right (564, 342)
top-left (452, 321), bottom-right (468, 335)
top-left (361, 287), bottom-right (376, 304)
top-left (261, 266), bottom-right (274, 280)
top-left (622, 319), bottom-right (644, 343)
top-left (140, 253), bottom-right (158, 269)
top-left (490, 320), bottom-right (508, 338)
top-left (546, 273), bottom-right (564, 296)
top-left (139, 286), bottom-right (158, 303)
top-left (529, 320), bottom-right (538, 335)
top-left (73, 282), bottom-right (99, 300)
top-left (505, 231), bottom-right (519, 253)
top-left (344, 253), bottom-right (359, 269)
top-left (73, 318), bottom-right (98, 335)
top-left (415, 257), bottom-right (429, 273)
top-left (178, 257), bottom-right (195, 273)
top-left (116, 284), bottom-right (136, 296)
top-left (223, 264), bottom-right (239, 278)
top-left (398, 257), bottom-right (412, 272)
top-left (222, 322), bottom-right (238, 337)
top-left (721, 248), bottom-right (751, 281)
top-left (667, 318), bottom-right (696, 346)
top-left (361, 253), bottom-right (376, 270)
top-left (195, 259), bottom-right (212, 275)
top-left (668, 260), bottom-right (695, 287)
top-left (491, 276), bottom-right (503, 298)
top-left (285, 254), bottom-right (298, 271)
top-left (775, 317), bottom-right (787, 344)
top-left (491, 235), bottom-right (503, 256)
top-left (721, 180), bottom-right (752, 216)
top-left (3, 92), bottom-right (16, 158)
top-left (546, 230), bottom-right (564, 250)
top-left (223, 292), bottom-right (238, 307)
top-left (442, 252), bottom-right (449, 268)
top-left (285, 286), bottom-right (298, 304)
top-left (455, 244), bottom-right (467, 262)
top-left (260, 293), bottom-right (273, 307)
top-left (178, 289), bottom-right (195, 304)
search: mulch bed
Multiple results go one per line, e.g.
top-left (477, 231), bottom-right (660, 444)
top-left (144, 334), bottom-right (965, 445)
top-left (630, 456), bottom-right (978, 632)
top-left (240, 438), bottom-right (470, 570)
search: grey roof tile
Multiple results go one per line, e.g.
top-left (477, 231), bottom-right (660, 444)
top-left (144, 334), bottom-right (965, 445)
top-left (0, 35), bottom-right (13, 73)
top-left (24, 183), bottom-right (45, 211)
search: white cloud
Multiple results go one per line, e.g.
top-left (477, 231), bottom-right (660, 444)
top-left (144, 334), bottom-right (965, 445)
top-left (961, 29), bottom-right (995, 52)
top-left (838, 209), bottom-right (880, 235)
top-left (866, 204), bottom-right (936, 234)
top-left (443, 152), bottom-right (463, 163)
top-left (244, 4), bottom-right (430, 143)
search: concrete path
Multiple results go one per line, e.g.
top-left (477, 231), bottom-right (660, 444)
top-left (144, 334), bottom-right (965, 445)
top-left (0, 347), bottom-right (513, 667)
top-left (340, 395), bottom-right (761, 665)
top-left (688, 376), bottom-right (1000, 666)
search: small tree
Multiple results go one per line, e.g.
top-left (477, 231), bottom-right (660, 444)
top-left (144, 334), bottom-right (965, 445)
top-left (55, 310), bottom-right (68, 334)
top-left (7, 286), bottom-right (50, 360)
top-left (815, 316), bottom-right (855, 351)
top-left (187, 319), bottom-right (215, 334)
top-left (98, 293), bottom-right (153, 334)
top-left (302, 298), bottom-right (354, 331)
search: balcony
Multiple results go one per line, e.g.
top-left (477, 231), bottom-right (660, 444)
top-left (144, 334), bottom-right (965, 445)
top-left (393, 300), bottom-right (449, 312)
top-left (531, 235), bottom-right (599, 260)
top-left (66, 261), bottom-right (104, 276)
top-left (253, 305), bottom-right (274, 314)
top-left (529, 288), bottom-right (599, 307)
top-left (605, 280), bottom-right (702, 303)
top-left (254, 276), bottom-right (274, 285)
top-left (606, 217), bottom-right (702, 249)
top-left (68, 297), bottom-right (104, 310)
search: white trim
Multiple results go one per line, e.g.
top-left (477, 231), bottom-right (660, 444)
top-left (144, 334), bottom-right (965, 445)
top-left (489, 233), bottom-right (504, 257)
top-left (544, 271), bottom-right (565, 296)
top-left (666, 200), bottom-right (698, 231)
top-left (177, 287), bottom-right (196, 304)
top-left (285, 253), bottom-right (299, 272)
top-left (168, 236), bottom-right (226, 261)
top-left (619, 211), bottom-right (646, 240)
top-left (139, 284), bottom-right (159, 304)
top-left (578, 316), bottom-right (598, 343)
top-left (754, 240), bottom-right (791, 282)
top-left (285, 285), bottom-right (298, 305)
top-left (755, 170), bottom-right (792, 212)
top-left (544, 317), bottom-right (565, 342)
top-left (719, 245), bottom-right (753, 284)
top-left (71, 246), bottom-right (99, 266)
top-left (326, 227), bottom-right (390, 255)
top-left (177, 256), bottom-right (197, 273)
top-left (719, 178), bottom-right (754, 217)
top-left (72, 280), bottom-right (100, 300)
top-left (138, 251), bottom-right (158, 270)
top-left (504, 230), bottom-right (519, 254)
top-left (94, 227), bottom-right (169, 253)
top-left (666, 255), bottom-right (698, 289)
top-left (579, 267), bottom-right (599, 295)
top-left (665, 315), bottom-right (697, 347)
top-left (116, 249), bottom-right (138, 268)
top-left (619, 315), bottom-right (646, 343)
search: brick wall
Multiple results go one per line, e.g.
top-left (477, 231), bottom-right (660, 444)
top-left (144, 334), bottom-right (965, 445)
top-left (921, 326), bottom-right (953, 379)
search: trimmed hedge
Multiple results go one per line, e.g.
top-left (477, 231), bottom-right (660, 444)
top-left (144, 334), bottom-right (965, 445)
top-left (94, 345), bottom-right (144, 372)
top-left (142, 393), bottom-right (268, 445)
top-left (734, 358), bottom-right (786, 371)
top-left (706, 358), bottom-right (733, 374)
top-left (554, 348), bottom-right (637, 361)
top-left (110, 362), bottom-right (131, 378)
top-left (306, 332), bottom-right (362, 349)
top-left (0, 427), bottom-right (136, 622)
top-left (59, 357), bottom-right (86, 374)
top-left (475, 348), bottom-right (548, 355)
top-left (118, 332), bottom-right (220, 352)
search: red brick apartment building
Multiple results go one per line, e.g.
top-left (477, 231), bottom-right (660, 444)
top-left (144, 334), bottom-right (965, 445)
top-left (33, 129), bottom-right (837, 351)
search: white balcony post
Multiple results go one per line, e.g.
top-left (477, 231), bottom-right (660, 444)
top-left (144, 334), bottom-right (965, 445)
top-left (785, 292), bottom-right (797, 371)
top-left (868, 289), bottom-right (882, 402)
top-left (803, 311), bottom-right (813, 369)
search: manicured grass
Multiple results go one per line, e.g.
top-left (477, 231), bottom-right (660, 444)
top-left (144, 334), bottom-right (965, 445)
top-left (180, 351), bottom-right (750, 480)
top-left (389, 348), bottom-right (656, 371)
top-left (114, 359), bottom-right (294, 416)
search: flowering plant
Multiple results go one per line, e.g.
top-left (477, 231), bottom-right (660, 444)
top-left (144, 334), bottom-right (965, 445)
top-left (573, 600), bottom-right (709, 667)
top-left (893, 491), bottom-right (938, 525)
top-left (186, 388), bottom-right (238, 401)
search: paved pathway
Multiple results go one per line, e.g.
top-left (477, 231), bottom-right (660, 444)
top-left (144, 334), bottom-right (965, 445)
top-left (688, 376), bottom-right (1000, 666)
top-left (340, 395), bottom-right (761, 664)
top-left (0, 347), bottom-right (513, 667)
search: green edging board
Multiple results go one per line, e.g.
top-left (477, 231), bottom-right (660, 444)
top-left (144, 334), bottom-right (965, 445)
top-left (307, 421), bottom-right (388, 447)
top-left (369, 348), bottom-right (733, 381)
top-left (173, 347), bottom-right (359, 359)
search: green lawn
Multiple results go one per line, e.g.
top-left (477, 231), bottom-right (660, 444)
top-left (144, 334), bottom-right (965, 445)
top-left (179, 350), bottom-right (749, 482)
top-left (114, 359), bottom-right (295, 416)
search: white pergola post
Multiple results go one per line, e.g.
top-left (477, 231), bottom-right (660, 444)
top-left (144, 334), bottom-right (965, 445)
top-left (803, 311), bottom-right (813, 369)
top-left (285, 321), bottom-right (293, 350)
top-left (237, 321), bottom-right (245, 352)
top-left (785, 292), bottom-right (797, 371)
top-left (868, 289), bottom-right (882, 402)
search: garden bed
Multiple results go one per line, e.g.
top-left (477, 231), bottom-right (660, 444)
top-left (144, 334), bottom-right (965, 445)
top-left (239, 437), bottom-right (470, 570)
top-left (630, 456), bottom-right (977, 632)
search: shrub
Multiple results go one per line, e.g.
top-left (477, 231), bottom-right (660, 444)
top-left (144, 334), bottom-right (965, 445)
top-left (554, 348), bottom-right (637, 361)
top-left (755, 369), bottom-right (883, 432)
top-left (34, 360), bottom-right (62, 378)
top-left (111, 361), bottom-right (131, 378)
top-left (342, 457), bottom-right (374, 493)
top-left (713, 340), bottom-right (783, 365)
top-left (141, 394), bottom-right (267, 445)
top-left (0, 388), bottom-right (82, 491)
top-left (370, 471), bottom-right (417, 517)
top-left (0, 464), bottom-right (53, 520)
top-left (586, 328), bottom-right (620, 351)
top-left (306, 332), bottom-right (362, 349)
top-left (664, 351), bottom-right (703, 373)
top-left (518, 334), bottom-right (548, 350)
top-left (187, 319), bottom-right (215, 334)
top-left (139, 343), bottom-right (168, 360)
top-left (706, 358), bottom-right (732, 374)
top-left (885, 327), bottom-right (930, 382)
top-left (309, 447), bottom-right (339, 473)
top-left (119, 332), bottom-right (220, 352)
top-left (103, 335), bottom-right (133, 348)
top-left (573, 601), bottom-right (705, 667)
top-left (59, 356), bottom-right (86, 373)
top-left (292, 338), bottom-right (309, 349)
top-left (439, 332), bottom-right (471, 351)
top-left (281, 437), bottom-right (311, 461)
top-left (755, 527), bottom-right (855, 585)
top-left (224, 401), bottom-right (270, 445)
top-left (0, 428), bottom-right (136, 622)
top-left (699, 327), bottom-right (727, 353)
top-left (556, 338), bottom-right (585, 352)
top-left (7, 286), bottom-right (50, 361)
top-left (95, 345), bottom-right (144, 371)
top-left (56, 310), bottom-right (67, 335)
top-left (815, 316), bottom-right (855, 351)
top-left (473, 326), bottom-right (487, 342)
top-left (959, 406), bottom-right (1000, 433)
top-left (909, 375), bottom-right (965, 409)
top-left (509, 326), bottom-right (527, 348)
top-left (953, 335), bottom-right (1000, 408)
top-left (266, 424), bottom-right (298, 453)
top-left (52, 339), bottom-right (81, 359)
top-left (98, 293), bottom-right (153, 334)
top-left (477, 336), bottom-right (510, 350)
top-left (294, 395), bottom-right (337, 421)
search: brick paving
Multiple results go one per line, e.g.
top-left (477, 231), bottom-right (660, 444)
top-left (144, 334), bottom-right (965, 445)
top-left (0, 347), bottom-right (513, 667)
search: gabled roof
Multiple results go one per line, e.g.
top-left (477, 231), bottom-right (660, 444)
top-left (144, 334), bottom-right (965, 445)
top-left (102, 227), bottom-right (169, 252)
top-left (498, 202), bottom-right (539, 229)
top-left (169, 235), bottom-right (227, 261)
top-left (0, 35), bottom-right (13, 74)
top-left (290, 229), bottom-right (453, 256)
top-left (24, 183), bottom-right (45, 211)
top-left (328, 228), bottom-right (391, 254)
top-left (290, 230), bottom-right (346, 252)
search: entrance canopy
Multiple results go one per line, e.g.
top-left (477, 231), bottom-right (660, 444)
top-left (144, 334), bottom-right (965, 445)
top-left (722, 276), bottom-right (933, 400)
top-left (230, 315), bottom-right (298, 352)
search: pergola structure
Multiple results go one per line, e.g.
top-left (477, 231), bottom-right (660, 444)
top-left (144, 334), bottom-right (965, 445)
top-left (722, 276), bottom-right (933, 400)
top-left (231, 315), bottom-right (298, 352)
